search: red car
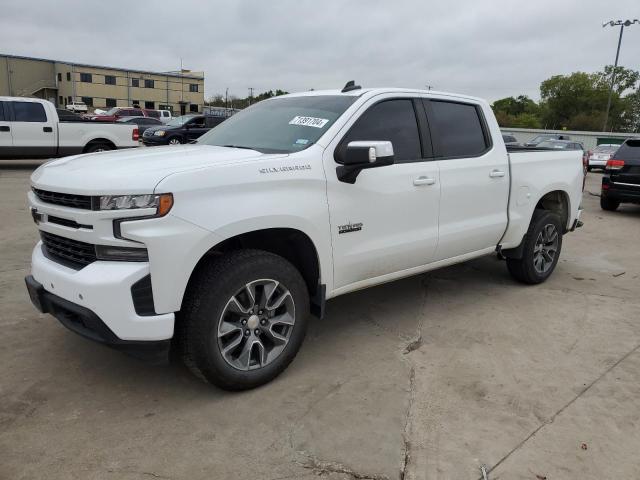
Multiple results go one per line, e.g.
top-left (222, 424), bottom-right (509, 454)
top-left (86, 107), bottom-right (158, 122)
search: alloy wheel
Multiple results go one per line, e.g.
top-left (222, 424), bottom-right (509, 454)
top-left (217, 279), bottom-right (295, 371)
top-left (533, 224), bottom-right (558, 274)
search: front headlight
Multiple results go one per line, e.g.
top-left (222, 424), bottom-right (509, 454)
top-left (99, 193), bottom-right (173, 216)
top-left (154, 130), bottom-right (166, 136)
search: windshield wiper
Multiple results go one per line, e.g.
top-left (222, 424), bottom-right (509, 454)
top-left (222, 144), bottom-right (256, 150)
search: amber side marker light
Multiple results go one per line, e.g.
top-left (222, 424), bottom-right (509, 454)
top-left (157, 193), bottom-right (174, 216)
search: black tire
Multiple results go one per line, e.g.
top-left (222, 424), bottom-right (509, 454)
top-left (167, 136), bottom-right (183, 145)
top-left (587, 166), bottom-right (592, 172)
top-left (600, 196), bottom-right (620, 211)
top-left (507, 209), bottom-right (563, 285)
top-left (178, 249), bottom-right (309, 390)
top-left (85, 143), bottom-right (113, 153)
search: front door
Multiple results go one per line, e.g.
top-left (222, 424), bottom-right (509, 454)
top-left (185, 117), bottom-right (207, 141)
top-left (324, 97), bottom-right (440, 291)
top-left (8, 100), bottom-right (56, 156)
top-left (424, 99), bottom-right (509, 260)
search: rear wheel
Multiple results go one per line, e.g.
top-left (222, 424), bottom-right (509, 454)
top-left (179, 250), bottom-right (309, 390)
top-left (600, 196), bottom-right (620, 211)
top-left (507, 209), bottom-right (563, 284)
top-left (85, 143), bottom-right (113, 153)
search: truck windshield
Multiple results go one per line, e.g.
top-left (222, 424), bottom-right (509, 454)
top-left (197, 95), bottom-right (357, 153)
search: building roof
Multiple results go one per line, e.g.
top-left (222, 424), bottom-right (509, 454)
top-left (0, 53), bottom-right (204, 80)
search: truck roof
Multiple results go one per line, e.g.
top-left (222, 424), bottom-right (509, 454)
top-left (283, 87), bottom-right (486, 104)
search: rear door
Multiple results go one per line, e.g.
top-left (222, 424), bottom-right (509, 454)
top-left (8, 100), bottom-right (56, 156)
top-left (424, 98), bottom-right (509, 260)
top-left (0, 102), bottom-right (13, 156)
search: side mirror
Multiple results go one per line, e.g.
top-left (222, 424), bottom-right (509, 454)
top-left (336, 141), bottom-right (394, 183)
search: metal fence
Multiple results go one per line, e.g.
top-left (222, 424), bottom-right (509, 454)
top-left (500, 127), bottom-right (637, 151)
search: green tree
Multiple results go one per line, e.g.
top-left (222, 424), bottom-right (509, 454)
top-left (492, 95), bottom-right (541, 128)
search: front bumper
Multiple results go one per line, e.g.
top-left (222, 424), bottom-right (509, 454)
top-left (25, 275), bottom-right (170, 363)
top-left (142, 135), bottom-right (169, 146)
top-left (29, 243), bottom-right (175, 342)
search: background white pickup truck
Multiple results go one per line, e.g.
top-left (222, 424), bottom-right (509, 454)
top-left (25, 85), bottom-right (583, 390)
top-left (0, 97), bottom-right (139, 159)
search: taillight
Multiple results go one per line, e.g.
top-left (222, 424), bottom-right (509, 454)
top-left (132, 128), bottom-right (139, 141)
top-left (606, 159), bottom-right (625, 170)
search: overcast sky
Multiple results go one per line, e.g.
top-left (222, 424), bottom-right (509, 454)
top-left (2, 1), bottom-right (639, 102)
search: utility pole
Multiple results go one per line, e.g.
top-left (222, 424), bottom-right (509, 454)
top-left (602, 19), bottom-right (639, 132)
top-left (248, 87), bottom-right (254, 106)
top-left (225, 87), bottom-right (229, 109)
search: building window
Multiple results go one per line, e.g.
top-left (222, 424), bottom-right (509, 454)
top-left (81, 97), bottom-right (93, 107)
top-left (105, 75), bottom-right (116, 85)
top-left (80, 73), bottom-right (92, 83)
top-left (68, 96), bottom-right (72, 103)
top-left (57, 73), bottom-right (62, 82)
top-left (189, 84), bottom-right (198, 93)
top-left (131, 78), bottom-right (139, 87)
top-left (106, 98), bottom-right (117, 108)
top-left (131, 100), bottom-right (140, 107)
top-left (144, 79), bottom-right (154, 88)
top-left (66, 72), bottom-right (71, 81)
top-left (144, 101), bottom-right (155, 109)
top-left (189, 104), bottom-right (199, 113)
top-left (59, 96), bottom-right (63, 105)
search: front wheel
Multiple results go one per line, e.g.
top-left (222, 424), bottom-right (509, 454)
top-left (507, 209), bottom-right (563, 284)
top-left (179, 250), bottom-right (309, 390)
top-left (167, 137), bottom-right (183, 145)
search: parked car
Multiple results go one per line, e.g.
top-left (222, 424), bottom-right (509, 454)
top-left (117, 116), bottom-right (163, 135)
top-left (0, 97), bottom-right (139, 158)
top-left (142, 114), bottom-right (226, 146)
top-left (502, 133), bottom-right (520, 146)
top-left (56, 108), bottom-right (83, 122)
top-left (587, 144), bottom-right (619, 171)
top-left (86, 107), bottom-right (147, 122)
top-left (525, 133), bottom-right (571, 147)
top-left (600, 139), bottom-right (640, 211)
top-left (25, 86), bottom-right (583, 389)
top-left (536, 140), bottom-right (584, 151)
top-left (66, 101), bottom-right (88, 113)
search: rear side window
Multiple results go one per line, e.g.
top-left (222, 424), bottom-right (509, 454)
top-left (0, 102), bottom-right (5, 121)
top-left (146, 110), bottom-right (160, 118)
top-left (12, 102), bottom-right (47, 122)
top-left (340, 99), bottom-right (422, 163)
top-left (427, 100), bottom-right (489, 157)
top-left (614, 140), bottom-right (640, 160)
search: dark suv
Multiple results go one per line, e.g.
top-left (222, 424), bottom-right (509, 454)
top-left (142, 114), bottom-right (226, 146)
top-left (601, 139), bottom-right (640, 211)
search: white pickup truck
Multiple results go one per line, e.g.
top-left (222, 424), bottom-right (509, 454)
top-left (0, 97), bottom-right (139, 159)
top-left (25, 85), bottom-right (583, 390)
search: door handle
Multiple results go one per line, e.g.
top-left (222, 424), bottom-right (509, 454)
top-left (413, 176), bottom-right (436, 186)
top-left (489, 170), bottom-right (505, 178)
top-left (0, 126), bottom-right (9, 132)
top-left (43, 126), bottom-right (53, 132)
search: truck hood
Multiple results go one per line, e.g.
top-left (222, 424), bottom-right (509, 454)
top-left (31, 145), bottom-right (286, 195)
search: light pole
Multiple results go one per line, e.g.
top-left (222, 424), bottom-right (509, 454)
top-left (601, 19), bottom-right (639, 132)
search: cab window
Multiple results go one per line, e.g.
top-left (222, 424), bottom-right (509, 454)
top-left (339, 99), bottom-right (422, 163)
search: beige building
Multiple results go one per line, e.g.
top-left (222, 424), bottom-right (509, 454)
top-left (0, 54), bottom-right (205, 115)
